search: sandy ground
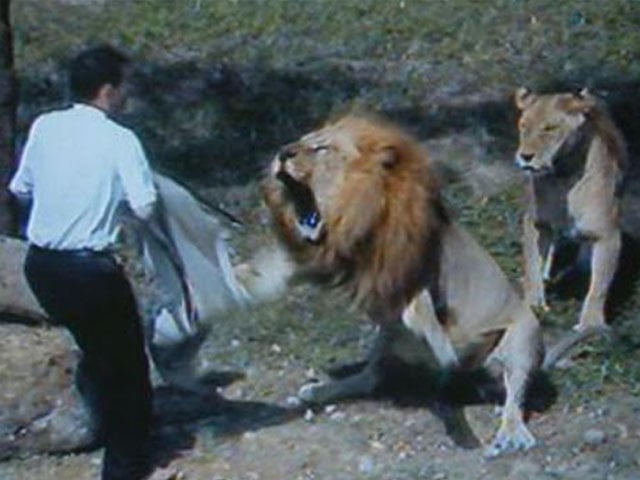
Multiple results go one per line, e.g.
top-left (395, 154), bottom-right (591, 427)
top-left (1, 267), bottom-right (639, 480)
top-left (0, 344), bottom-right (638, 480)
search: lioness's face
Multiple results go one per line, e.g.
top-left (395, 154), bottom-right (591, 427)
top-left (269, 124), bottom-right (359, 242)
top-left (515, 89), bottom-right (594, 173)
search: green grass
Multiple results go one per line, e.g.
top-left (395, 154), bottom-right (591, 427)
top-left (13, 0), bottom-right (640, 89)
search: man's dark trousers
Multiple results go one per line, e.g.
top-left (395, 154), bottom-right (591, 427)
top-left (24, 246), bottom-right (153, 480)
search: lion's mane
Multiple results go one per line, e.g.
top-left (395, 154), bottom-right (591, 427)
top-left (262, 115), bottom-right (448, 320)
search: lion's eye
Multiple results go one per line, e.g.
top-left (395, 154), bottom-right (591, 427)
top-left (312, 145), bottom-right (329, 154)
top-left (542, 124), bottom-right (559, 133)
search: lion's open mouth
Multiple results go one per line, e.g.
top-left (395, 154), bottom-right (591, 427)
top-left (275, 170), bottom-right (325, 243)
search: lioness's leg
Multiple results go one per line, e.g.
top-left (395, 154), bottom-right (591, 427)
top-left (523, 215), bottom-right (552, 310)
top-left (297, 323), bottom-right (399, 403)
top-left (484, 309), bottom-right (541, 457)
top-left (576, 230), bottom-right (621, 331)
top-left (402, 290), bottom-right (459, 368)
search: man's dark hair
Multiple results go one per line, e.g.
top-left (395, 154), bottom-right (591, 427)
top-left (69, 45), bottom-right (130, 101)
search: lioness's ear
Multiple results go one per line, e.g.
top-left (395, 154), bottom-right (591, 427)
top-left (373, 146), bottom-right (398, 169)
top-left (515, 87), bottom-right (536, 110)
top-left (565, 88), bottom-right (598, 115)
top-left (578, 88), bottom-right (597, 112)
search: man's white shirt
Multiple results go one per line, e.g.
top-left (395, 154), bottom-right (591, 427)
top-left (9, 103), bottom-right (157, 251)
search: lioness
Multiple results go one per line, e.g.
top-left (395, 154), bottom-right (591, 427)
top-left (257, 115), bottom-right (543, 457)
top-left (514, 88), bottom-right (627, 331)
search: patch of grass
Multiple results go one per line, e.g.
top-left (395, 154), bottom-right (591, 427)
top-left (13, 1), bottom-right (640, 90)
top-left (446, 180), bottom-right (524, 277)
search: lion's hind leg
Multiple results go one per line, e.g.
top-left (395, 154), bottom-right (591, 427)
top-left (297, 323), bottom-right (400, 404)
top-left (402, 290), bottom-right (459, 368)
top-left (484, 309), bottom-right (542, 457)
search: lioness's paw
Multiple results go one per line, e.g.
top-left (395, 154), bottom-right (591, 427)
top-left (574, 310), bottom-right (608, 333)
top-left (573, 321), bottom-right (610, 334)
top-left (484, 424), bottom-right (536, 458)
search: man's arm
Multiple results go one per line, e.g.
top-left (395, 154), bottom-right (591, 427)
top-left (8, 119), bottom-right (39, 199)
top-left (116, 130), bottom-right (157, 220)
top-left (8, 119), bottom-right (41, 237)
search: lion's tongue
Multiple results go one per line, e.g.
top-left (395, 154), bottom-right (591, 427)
top-left (298, 202), bottom-right (324, 242)
top-left (300, 211), bottom-right (321, 228)
top-left (296, 212), bottom-right (324, 242)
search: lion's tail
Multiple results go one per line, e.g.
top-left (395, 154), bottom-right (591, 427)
top-left (542, 326), bottom-right (608, 370)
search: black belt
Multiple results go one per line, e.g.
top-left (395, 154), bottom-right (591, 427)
top-left (30, 244), bottom-right (114, 259)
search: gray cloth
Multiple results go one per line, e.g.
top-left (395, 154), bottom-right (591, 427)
top-left (118, 173), bottom-right (250, 389)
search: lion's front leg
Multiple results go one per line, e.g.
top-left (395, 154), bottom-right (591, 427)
top-left (522, 214), bottom-right (552, 311)
top-left (402, 290), bottom-right (459, 368)
top-left (484, 365), bottom-right (537, 458)
top-left (484, 308), bottom-right (541, 457)
top-left (297, 323), bottom-right (399, 404)
top-left (576, 229), bottom-right (621, 331)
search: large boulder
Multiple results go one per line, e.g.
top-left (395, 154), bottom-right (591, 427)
top-left (0, 236), bottom-right (46, 321)
top-left (0, 322), bottom-right (96, 459)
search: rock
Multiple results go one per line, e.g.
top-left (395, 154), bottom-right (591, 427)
top-left (324, 404), bottom-right (338, 415)
top-left (583, 428), bottom-right (607, 446)
top-left (358, 455), bottom-right (375, 475)
top-left (0, 323), bottom-right (96, 460)
top-left (0, 237), bottom-right (47, 321)
top-left (304, 409), bottom-right (315, 422)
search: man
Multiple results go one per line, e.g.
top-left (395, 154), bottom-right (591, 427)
top-left (9, 45), bottom-right (160, 480)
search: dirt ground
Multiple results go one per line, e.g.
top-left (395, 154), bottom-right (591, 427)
top-left (0, 329), bottom-right (638, 480)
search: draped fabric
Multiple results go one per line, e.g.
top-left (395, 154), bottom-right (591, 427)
top-left (117, 173), bottom-right (251, 388)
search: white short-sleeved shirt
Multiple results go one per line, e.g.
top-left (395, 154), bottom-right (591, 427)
top-left (9, 103), bottom-right (157, 251)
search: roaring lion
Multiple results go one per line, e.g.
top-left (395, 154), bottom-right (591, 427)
top-left (514, 88), bottom-right (627, 332)
top-left (258, 114), bottom-right (543, 457)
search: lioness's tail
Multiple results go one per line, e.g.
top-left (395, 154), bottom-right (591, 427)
top-left (542, 326), bottom-right (608, 370)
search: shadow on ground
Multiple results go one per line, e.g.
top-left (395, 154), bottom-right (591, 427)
top-left (148, 373), bottom-right (304, 470)
top-left (317, 356), bottom-right (557, 450)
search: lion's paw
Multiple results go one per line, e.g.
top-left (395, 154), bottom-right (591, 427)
top-left (297, 381), bottom-right (327, 404)
top-left (484, 423), bottom-right (536, 458)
